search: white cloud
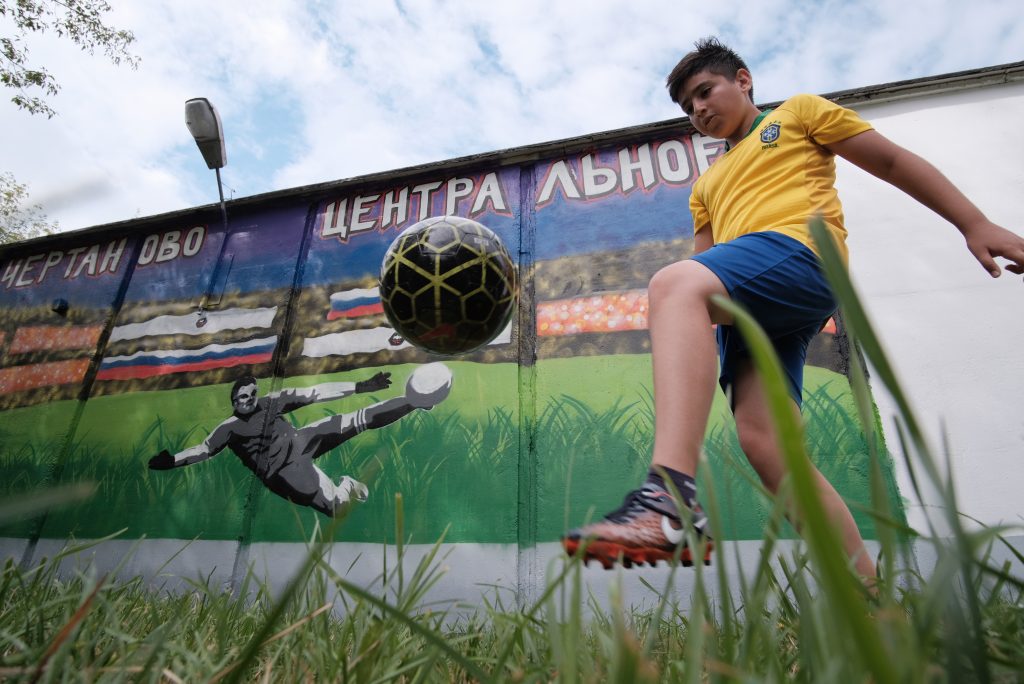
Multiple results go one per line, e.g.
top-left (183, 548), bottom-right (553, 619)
top-left (3, 0), bottom-right (1022, 232)
top-left (735, 0), bottom-right (1024, 101)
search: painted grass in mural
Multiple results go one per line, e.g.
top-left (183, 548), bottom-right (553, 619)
top-left (0, 358), bottom-right (901, 544)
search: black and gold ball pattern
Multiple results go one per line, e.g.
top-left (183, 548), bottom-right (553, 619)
top-left (379, 216), bottom-right (518, 355)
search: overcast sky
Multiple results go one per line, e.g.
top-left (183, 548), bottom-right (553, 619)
top-left (3, 0), bottom-right (1022, 233)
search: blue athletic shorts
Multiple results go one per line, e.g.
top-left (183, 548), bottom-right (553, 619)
top-left (689, 231), bottom-right (837, 408)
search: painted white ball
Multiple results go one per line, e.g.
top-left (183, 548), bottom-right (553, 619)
top-left (405, 362), bottom-right (453, 408)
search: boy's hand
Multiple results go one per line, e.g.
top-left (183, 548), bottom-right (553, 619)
top-left (355, 371), bottom-right (392, 393)
top-left (962, 221), bottom-right (1024, 279)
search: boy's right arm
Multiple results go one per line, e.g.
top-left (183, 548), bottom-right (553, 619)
top-left (828, 129), bottom-right (1024, 279)
top-left (694, 228), bottom-right (713, 255)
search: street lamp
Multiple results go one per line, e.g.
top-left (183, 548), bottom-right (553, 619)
top-left (185, 97), bottom-right (228, 214)
top-left (185, 97), bottom-right (226, 169)
top-left (185, 97), bottom-right (229, 326)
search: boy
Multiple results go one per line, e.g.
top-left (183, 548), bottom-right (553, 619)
top-left (562, 38), bottom-right (1024, 577)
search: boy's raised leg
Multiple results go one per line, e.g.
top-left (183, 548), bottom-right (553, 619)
top-left (562, 260), bottom-right (728, 567)
top-left (648, 260), bottom-right (731, 476)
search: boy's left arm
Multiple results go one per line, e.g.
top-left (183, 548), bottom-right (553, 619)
top-left (827, 130), bottom-right (1024, 279)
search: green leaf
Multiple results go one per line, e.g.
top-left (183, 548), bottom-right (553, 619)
top-left (711, 292), bottom-right (899, 684)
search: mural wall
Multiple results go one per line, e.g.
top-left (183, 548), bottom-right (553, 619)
top-left (0, 120), bottom-right (901, 576)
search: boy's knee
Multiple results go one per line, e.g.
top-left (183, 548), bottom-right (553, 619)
top-left (648, 260), bottom-right (722, 305)
top-left (648, 263), bottom-right (684, 301)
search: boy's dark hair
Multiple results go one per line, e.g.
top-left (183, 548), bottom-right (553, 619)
top-left (231, 374), bottom-right (259, 401)
top-left (665, 37), bottom-right (754, 107)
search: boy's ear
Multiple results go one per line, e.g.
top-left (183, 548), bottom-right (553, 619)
top-left (735, 68), bottom-right (754, 94)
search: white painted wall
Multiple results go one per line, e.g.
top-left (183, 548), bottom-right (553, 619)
top-left (841, 80), bottom-right (1024, 533)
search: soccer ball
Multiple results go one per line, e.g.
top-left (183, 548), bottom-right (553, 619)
top-left (379, 216), bottom-right (517, 355)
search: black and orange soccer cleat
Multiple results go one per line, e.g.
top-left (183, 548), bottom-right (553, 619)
top-left (562, 483), bottom-right (713, 569)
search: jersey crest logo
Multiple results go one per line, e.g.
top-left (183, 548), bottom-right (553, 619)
top-left (760, 122), bottom-right (781, 144)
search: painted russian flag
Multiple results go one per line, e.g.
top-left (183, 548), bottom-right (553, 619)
top-left (303, 327), bottom-right (412, 357)
top-left (109, 307), bottom-right (278, 342)
top-left (327, 288), bottom-right (384, 320)
top-left (97, 336), bottom-right (277, 380)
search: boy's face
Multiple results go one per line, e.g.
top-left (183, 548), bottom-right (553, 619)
top-left (676, 68), bottom-right (755, 141)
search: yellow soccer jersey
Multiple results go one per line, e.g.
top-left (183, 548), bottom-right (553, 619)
top-left (689, 93), bottom-right (873, 264)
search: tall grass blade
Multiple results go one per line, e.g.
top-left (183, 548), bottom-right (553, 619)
top-left (314, 556), bottom-right (489, 682)
top-left (810, 216), bottom-right (994, 681)
top-left (29, 573), bottom-right (107, 683)
top-left (712, 293), bottom-right (898, 683)
top-left (218, 514), bottom-right (345, 683)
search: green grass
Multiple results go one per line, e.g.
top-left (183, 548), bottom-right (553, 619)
top-left (1, 219), bottom-right (1022, 681)
top-left (0, 497), bottom-right (1021, 682)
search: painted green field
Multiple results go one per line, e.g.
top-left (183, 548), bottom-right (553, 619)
top-left (0, 356), bottom-right (899, 544)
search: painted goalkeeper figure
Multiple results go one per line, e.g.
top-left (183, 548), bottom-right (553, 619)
top-left (148, 365), bottom-right (451, 517)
